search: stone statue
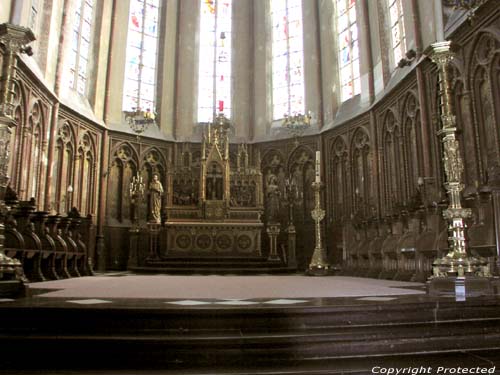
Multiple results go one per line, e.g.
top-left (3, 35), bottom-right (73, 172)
top-left (266, 173), bottom-right (280, 223)
top-left (149, 174), bottom-right (164, 223)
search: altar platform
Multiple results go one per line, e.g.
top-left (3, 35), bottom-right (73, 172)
top-left (1, 274), bottom-right (500, 374)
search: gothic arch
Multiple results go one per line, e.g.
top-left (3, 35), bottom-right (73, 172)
top-left (381, 108), bottom-right (404, 214)
top-left (470, 30), bottom-right (500, 185)
top-left (350, 127), bottom-right (371, 217)
top-left (141, 147), bottom-right (167, 202)
top-left (141, 146), bottom-right (167, 173)
top-left (9, 80), bottom-right (27, 191)
top-left (401, 92), bottom-right (421, 202)
top-left (287, 145), bottom-right (314, 172)
top-left (75, 131), bottom-right (97, 215)
top-left (330, 135), bottom-right (348, 221)
top-left (107, 142), bottom-right (138, 223)
top-left (23, 99), bottom-right (47, 204)
top-left (110, 141), bottom-right (140, 171)
top-left (52, 121), bottom-right (76, 213)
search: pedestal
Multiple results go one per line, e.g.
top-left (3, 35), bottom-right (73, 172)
top-left (147, 223), bottom-right (161, 261)
top-left (427, 276), bottom-right (496, 298)
top-left (286, 224), bottom-right (297, 269)
top-left (267, 223), bottom-right (281, 262)
top-left (95, 234), bottom-right (106, 272)
top-left (127, 228), bottom-right (140, 269)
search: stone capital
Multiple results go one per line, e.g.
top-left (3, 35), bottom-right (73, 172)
top-left (0, 23), bottom-right (36, 54)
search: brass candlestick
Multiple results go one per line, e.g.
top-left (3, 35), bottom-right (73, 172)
top-left (307, 181), bottom-right (330, 275)
top-left (129, 173), bottom-right (145, 225)
top-left (429, 41), bottom-right (489, 278)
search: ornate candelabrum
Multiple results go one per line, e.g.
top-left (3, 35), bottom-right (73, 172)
top-left (0, 24), bottom-right (35, 286)
top-left (129, 173), bottom-right (145, 224)
top-left (127, 173), bottom-right (145, 269)
top-left (307, 151), bottom-right (330, 275)
top-left (282, 111), bottom-right (312, 147)
top-left (124, 108), bottom-right (156, 139)
top-left (429, 42), bottom-right (490, 291)
top-left (284, 177), bottom-right (301, 269)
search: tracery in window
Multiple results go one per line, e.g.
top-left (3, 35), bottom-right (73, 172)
top-left (67, 0), bottom-right (94, 95)
top-left (388, 0), bottom-right (406, 66)
top-left (197, 0), bottom-right (233, 122)
top-left (271, 0), bottom-right (305, 120)
top-left (123, 0), bottom-right (160, 112)
top-left (29, 0), bottom-right (39, 32)
top-left (336, 0), bottom-right (360, 101)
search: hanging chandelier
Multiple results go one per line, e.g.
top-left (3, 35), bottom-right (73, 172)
top-left (124, 108), bottom-right (156, 136)
top-left (282, 111), bottom-right (312, 138)
top-left (445, 0), bottom-right (486, 11)
top-left (444, 0), bottom-right (487, 21)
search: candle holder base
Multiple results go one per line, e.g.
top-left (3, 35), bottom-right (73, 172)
top-left (306, 264), bottom-right (331, 276)
top-left (427, 275), bottom-right (496, 298)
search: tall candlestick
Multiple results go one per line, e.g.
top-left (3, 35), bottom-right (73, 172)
top-left (315, 151), bottom-right (321, 182)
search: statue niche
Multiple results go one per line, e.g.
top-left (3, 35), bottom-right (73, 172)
top-left (206, 162), bottom-right (223, 200)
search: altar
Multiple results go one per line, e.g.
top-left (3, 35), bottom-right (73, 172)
top-left (164, 221), bottom-right (262, 256)
top-left (153, 113), bottom-right (265, 263)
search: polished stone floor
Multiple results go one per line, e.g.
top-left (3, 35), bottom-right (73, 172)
top-left (1, 274), bottom-right (499, 375)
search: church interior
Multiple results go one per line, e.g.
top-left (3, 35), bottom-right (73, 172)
top-left (0, 0), bottom-right (500, 373)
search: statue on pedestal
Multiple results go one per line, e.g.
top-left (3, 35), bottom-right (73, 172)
top-left (149, 174), bottom-right (163, 223)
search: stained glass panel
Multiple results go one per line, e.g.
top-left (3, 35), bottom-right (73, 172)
top-left (388, 0), bottom-right (406, 67)
top-left (336, 0), bottom-right (360, 102)
top-left (122, 0), bottom-right (160, 111)
top-left (271, 0), bottom-right (305, 120)
top-left (197, 0), bottom-right (232, 122)
top-left (66, 0), bottom-right (94, 95)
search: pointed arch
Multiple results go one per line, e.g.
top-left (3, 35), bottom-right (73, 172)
top-left (381, 108), bottom-right (404, 214)
top-left (330, 135), bottom-right (348, 221)
top-left (9, 80), bottom-right (27, 191)
top-left (350, 126), bottom-right (371, 216)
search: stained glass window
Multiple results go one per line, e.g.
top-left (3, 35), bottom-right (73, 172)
top-left (67, 0), bottom-right (93, 95)
top-left (271, 0), bottom-right (305, 120)
top-left (388, 0), bottom-right (406, 66)
top-left (123, 0), bottom-right (160, 112)
top-left (29, 0), bottom-right (39, 31)
top-left (197, 0), bottom-right (232, 123)
top-left (336, 0), bottom-right (360, 101)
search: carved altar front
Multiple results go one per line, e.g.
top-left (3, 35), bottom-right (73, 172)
top-left (161, 113), bottom-right (264, 259)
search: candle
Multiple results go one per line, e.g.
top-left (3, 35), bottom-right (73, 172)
top-left (219, 100), bottom-right (224, 112)
top-left (315, 151), bottom-right (321, 182)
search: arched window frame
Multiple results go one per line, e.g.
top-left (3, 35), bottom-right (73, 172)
top-left (67, 0), bottom-right (94, 95)
top-left (122, 0), bottom-right (161, 112)
top-left (197, 0), bottom-right (233, 123)
top-left (270, 0), bottom-right (305, 120)
top-left (335, 0), bottom-right (360, 102)
top-left (387, 0), bottom-right (406, 68)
